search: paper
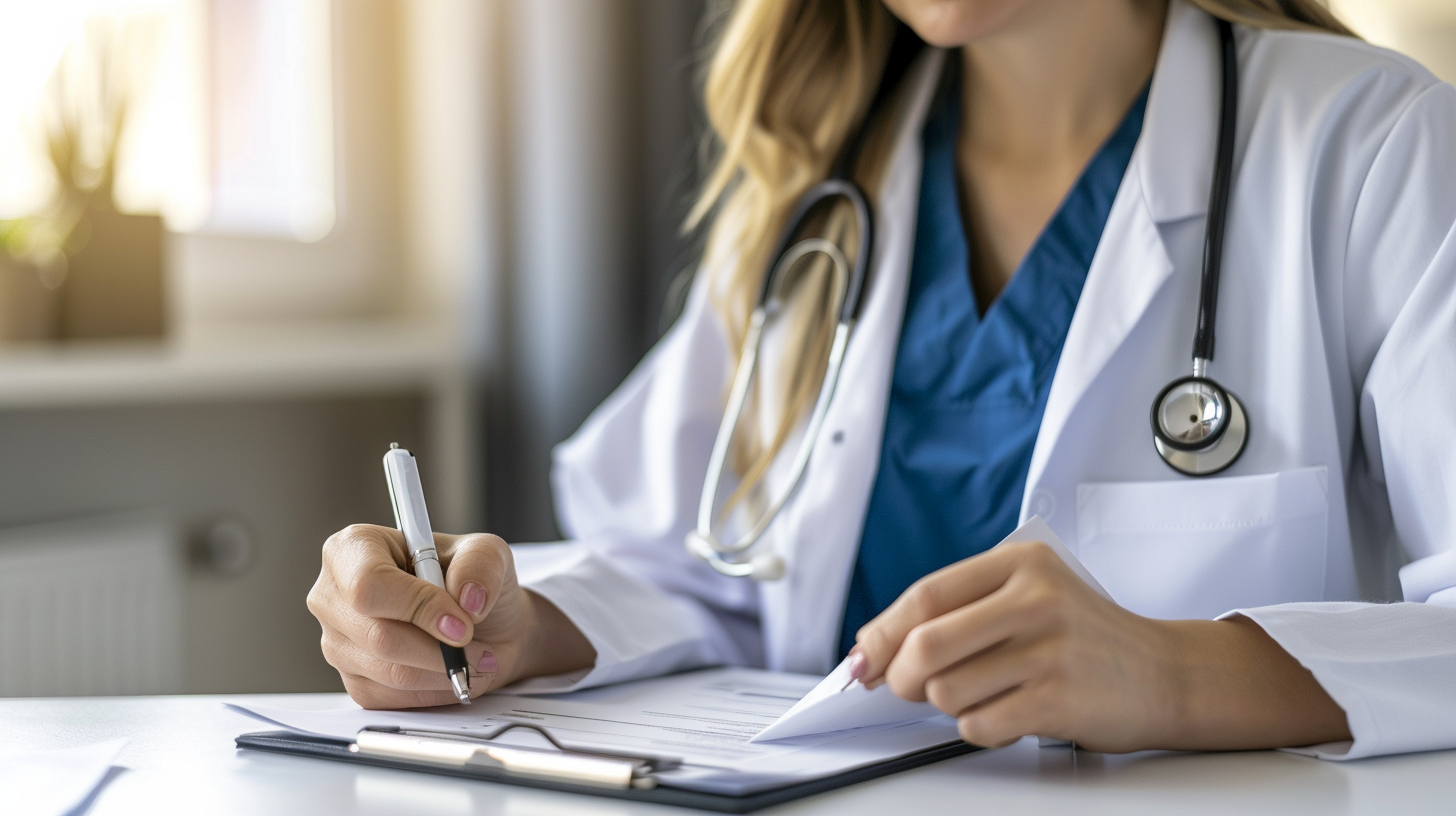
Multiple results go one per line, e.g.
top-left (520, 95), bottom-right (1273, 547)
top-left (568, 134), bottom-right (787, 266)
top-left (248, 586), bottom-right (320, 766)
top-left (0, 738), bottom-right (128, 816)
top-left (234, 517), bottom-right (1091, 784)
top-left (754, 516), bottom-right (1105, 744)
top-left (230, 667), bottom-right (960, 796)
top-left (1006, 515), bottom-right (1111, 600)
top-left (751, 656), bottom-right (938, 742)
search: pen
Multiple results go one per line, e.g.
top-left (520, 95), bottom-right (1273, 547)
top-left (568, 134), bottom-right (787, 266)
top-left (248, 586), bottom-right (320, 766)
top-left (383, 443), bottom-right (472, 704)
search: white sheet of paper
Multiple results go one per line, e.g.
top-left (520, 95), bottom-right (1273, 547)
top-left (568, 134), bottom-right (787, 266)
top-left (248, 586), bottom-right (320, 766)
top-left (752, 516), bottom-right (1105, 744)
top-left (750, 656), bottom-right (938, 742)
top-left (230, 667), bottom-right (961, 795)
top-left (0, 738), bottom-right (128, 816)
top-left (1006, 515), bottom-right (1111, 600)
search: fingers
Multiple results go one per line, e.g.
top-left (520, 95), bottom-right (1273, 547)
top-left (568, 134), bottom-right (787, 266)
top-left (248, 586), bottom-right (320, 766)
top-left (881, 557), bottom-right (1076, 701)
top-left (342, 671), bottom-right (483, 710)
top-left (956, 685), bottom-right (1060, 748)
top-left (323, 524), bottom-right (475, 647)
top-left (324, 611), bottom-right (466, 674)
top-left (880, 593), bottom-right (1016, 700)
top-left (310, 524), bottom-right (522, 709)
top-left (920, 640), bottom-right (1049, 717)
top-left (322, 623), bottom-right (494, 691)
top-left (438, 533), bottom-right (514, 624)
top-left (855, 543), bottom-right (1032, 684)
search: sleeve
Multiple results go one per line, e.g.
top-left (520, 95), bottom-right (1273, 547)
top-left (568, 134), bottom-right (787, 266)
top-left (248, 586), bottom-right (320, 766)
top-left (1223, 81), bottom-right (1456, 760)
top-left (504, 271), bottom-right (764, 694)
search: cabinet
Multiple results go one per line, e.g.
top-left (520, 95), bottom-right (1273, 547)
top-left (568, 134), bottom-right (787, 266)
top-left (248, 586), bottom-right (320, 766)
top-left (0, 322), bottom-right (480, 694)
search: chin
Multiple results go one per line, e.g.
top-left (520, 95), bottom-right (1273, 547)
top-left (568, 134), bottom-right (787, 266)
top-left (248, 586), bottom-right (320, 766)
top-left (880, 0), bottom-right (1039, 47)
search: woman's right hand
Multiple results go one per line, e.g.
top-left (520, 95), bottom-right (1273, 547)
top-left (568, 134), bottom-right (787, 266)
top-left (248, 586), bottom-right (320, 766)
top-left (307, 525), bottom-right (595, 709)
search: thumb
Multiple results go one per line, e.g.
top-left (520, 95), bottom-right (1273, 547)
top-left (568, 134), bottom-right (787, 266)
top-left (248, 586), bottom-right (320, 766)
top-left (439, 533), bottom-right (514, 624)
top-left (326, 524), bottom-right (477, 647)
top-left (339, 551), bottom-right (476, 647)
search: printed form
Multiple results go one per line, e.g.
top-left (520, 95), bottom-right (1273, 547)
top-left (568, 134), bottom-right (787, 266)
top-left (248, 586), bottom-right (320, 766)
top-left (233, 518), bottom-right (1097, 792)
top-left (232, 667), bottom-right (960, 795)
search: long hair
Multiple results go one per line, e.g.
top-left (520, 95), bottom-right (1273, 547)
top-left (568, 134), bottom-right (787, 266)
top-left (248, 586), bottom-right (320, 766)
top-left (692, 0), bottom-right (1351, 501)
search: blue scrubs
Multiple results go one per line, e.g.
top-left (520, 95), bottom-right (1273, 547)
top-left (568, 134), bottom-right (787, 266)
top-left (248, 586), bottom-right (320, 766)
top-left (838, 78), bottom-right (1149, 656)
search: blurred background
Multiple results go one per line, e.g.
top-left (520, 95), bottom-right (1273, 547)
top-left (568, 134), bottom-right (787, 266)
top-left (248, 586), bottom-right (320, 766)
top-left (0, 0), bottom-right (1449, 698)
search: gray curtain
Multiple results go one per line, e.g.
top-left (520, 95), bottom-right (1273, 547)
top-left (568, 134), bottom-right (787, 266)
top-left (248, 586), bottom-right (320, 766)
top-left (484, 0), bottom-right (709, 541)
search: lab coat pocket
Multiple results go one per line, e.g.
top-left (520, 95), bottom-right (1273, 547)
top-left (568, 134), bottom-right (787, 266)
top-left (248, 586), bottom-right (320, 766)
top-left (1075, 467), bottom-right (1329, 620)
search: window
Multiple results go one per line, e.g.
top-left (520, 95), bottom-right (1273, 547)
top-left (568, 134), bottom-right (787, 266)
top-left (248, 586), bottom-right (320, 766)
top-left (0, 0), bottom-right (335, 242)
top-left (202, 0), bottom-right (334, 240)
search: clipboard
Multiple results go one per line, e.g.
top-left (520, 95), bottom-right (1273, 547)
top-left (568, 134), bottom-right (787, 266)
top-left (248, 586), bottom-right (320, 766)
top-left (236, 721), bottom-right (979, 814)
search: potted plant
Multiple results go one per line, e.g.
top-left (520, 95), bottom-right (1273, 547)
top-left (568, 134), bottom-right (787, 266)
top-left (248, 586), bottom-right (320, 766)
top-left (34, 14), bottom-right (166, 340)
top-left (0, 217), bottom-right (69, 342)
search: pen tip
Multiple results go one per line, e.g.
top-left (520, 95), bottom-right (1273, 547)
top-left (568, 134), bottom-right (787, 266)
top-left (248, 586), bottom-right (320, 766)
top-left (450, 670), bottom-right (471, 704)
top-left (390, 442), bottom-right (400, 450)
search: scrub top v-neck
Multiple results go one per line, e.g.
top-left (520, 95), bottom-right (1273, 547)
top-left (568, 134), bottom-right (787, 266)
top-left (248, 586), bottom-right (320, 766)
top-left (838, 74), bottom-right (1149, 656)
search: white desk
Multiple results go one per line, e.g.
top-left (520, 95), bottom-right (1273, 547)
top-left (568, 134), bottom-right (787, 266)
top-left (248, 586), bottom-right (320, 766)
top-left (3, 694), bottom-right (1452, 815)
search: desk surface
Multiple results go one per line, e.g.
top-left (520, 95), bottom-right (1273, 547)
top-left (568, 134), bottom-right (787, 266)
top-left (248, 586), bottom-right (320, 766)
top-left (2, 693), bottom-right (1452, 816)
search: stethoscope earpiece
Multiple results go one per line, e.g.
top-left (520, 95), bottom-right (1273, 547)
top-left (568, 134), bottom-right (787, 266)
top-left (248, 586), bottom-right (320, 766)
top-left (749, 553), bottom-right (787, 582)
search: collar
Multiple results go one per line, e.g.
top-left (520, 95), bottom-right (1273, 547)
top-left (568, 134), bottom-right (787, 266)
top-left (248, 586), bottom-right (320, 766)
top-left (1138, 0), bottom-right (1225, 225)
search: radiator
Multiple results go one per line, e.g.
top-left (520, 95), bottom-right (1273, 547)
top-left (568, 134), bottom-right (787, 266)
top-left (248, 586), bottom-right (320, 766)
top-left (0, 514), bottom-right (182, 697)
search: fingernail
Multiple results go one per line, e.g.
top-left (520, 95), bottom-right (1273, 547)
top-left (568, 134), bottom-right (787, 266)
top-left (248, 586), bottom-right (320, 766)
top-left (438, 614), bottom-right (466, 642)
top-left (846, 650), bottom-right (867, 681)
top-left (477, 650), bottom-right (498, 673)
top-left (461, 582), bottom-right (486, 616)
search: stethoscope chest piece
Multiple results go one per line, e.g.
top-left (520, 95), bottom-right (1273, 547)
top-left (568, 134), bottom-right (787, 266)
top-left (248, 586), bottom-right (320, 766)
top-left (1148, 17), bottom-right (1249, 479)
top-left (1151, 374), bottom-right (1248, 476)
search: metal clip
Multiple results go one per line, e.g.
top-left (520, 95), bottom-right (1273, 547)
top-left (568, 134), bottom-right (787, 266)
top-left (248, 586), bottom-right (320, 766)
top-left (349, 723), bottom-right (679, 790)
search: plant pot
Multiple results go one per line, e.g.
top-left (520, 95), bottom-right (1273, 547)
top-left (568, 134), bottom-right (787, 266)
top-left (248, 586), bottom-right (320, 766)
top-left (0, 255), bottom-right (61, 342)
top-left (61, 208), bottom-right (166, 339)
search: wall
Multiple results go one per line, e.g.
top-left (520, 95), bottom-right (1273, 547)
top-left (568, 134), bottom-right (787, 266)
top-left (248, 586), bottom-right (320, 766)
top-left (1332, 0), bottom-right (1456, 83)
top-left (0, 395), bottom-right (425, 693)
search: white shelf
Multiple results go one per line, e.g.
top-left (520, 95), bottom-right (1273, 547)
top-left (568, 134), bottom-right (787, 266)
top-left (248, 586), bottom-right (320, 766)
top-left (0, 322), bottom-right (462, 410)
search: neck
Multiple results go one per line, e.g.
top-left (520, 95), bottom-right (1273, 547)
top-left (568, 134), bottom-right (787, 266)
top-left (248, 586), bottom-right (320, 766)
top-left (960, 0), bottom-right (1166, 159)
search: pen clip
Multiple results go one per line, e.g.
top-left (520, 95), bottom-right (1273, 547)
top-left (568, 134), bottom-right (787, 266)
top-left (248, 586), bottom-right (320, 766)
top-left (383, 449), bottom-right (405, 532)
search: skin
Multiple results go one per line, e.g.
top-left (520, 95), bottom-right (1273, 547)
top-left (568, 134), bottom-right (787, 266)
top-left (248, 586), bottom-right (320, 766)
top-left (883, 0), bottom-right (1169, 306)
top-left (309, 0), bottom-right (1352, 750)
top-left (308, 526), bottom-right (593, 707)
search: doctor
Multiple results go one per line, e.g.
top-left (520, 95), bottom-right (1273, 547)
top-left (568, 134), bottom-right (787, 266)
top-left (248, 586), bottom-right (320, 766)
top-left (308, 0), bottom-right (1456, 758)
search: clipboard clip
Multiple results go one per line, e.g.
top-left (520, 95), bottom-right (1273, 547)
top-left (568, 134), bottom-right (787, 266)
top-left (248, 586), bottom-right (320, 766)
top-left (349, 722), bottom-right (681, 790)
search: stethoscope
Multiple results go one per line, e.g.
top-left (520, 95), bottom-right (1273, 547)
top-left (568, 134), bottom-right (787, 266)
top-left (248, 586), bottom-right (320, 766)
top-left (687, 20), bottom-right (1247, 581)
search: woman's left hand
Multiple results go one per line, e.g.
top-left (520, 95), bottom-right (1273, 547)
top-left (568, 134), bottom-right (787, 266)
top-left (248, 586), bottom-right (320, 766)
top-left (849, 540), bottom-right (1351, 753)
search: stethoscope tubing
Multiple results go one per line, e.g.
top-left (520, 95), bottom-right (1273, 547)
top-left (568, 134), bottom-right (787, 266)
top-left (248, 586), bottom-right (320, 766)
top-left (756, 179), bottom-right (876, 325)
top-left (691, 17), bottom-right (1250, 578)
top-left (694, 241), bottom-right (853, 556)
top-left (1151, 18), bottom-right (1249, 477)
top-left (689, 177), bottom-right (873, 576)
top-left (1193, 18), bottom-right (1239, 364)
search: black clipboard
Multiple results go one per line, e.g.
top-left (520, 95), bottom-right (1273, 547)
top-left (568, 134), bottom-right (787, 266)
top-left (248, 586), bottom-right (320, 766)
top-left (236, 729), bottom-right (978, 813)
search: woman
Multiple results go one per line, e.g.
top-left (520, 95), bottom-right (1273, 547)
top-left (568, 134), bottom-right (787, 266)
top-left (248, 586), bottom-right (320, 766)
top-left (308, 0), bottom-right (1456, 757)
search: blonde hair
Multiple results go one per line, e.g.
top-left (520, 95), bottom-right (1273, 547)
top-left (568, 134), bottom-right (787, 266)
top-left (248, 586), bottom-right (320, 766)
top-left (692, 0), bottom-right (1351, 500)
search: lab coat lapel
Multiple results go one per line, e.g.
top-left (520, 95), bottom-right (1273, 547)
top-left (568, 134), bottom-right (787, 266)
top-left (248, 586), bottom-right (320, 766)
top-left (759, 50), bottom-right (947, 674)
top-left (1022, 1), bottom-right (1222, 512)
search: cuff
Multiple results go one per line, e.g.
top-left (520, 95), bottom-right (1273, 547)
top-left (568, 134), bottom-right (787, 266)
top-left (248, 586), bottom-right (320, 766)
top-left (1219, 601), bottom-right (1456, 760)
top-left (1217, 604), bottom-right (1376, 760)
top-left (508, 543), bottom-right (732, 694)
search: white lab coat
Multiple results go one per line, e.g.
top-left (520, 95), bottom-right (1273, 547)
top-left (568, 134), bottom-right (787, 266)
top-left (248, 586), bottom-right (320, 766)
top-left (513, 1), bottom-right (1456, 760)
